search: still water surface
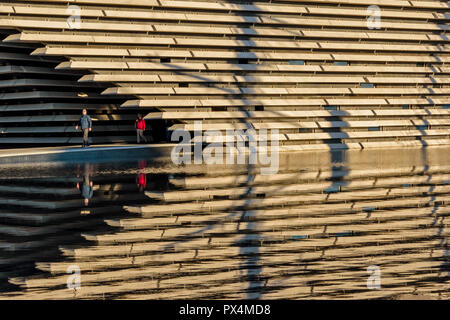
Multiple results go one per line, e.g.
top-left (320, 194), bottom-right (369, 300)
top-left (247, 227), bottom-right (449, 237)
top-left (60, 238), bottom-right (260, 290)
top-left (0, 147), bottom-right (448, 299)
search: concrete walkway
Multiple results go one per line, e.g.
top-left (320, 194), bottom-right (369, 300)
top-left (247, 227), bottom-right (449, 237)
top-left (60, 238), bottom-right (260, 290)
top-left (0, 144), bottom-right (175, 164)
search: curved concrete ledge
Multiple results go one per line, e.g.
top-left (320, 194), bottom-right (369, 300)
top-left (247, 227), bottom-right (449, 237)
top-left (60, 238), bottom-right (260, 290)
top-left (1, 141), bottom-right (450, 165)
top-left (0, 144), bottom-right (175, 164)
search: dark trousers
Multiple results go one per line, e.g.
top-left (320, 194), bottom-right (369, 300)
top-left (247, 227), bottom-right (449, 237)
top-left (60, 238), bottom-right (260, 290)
top-left (137, 129), bottom-right (147, 143)
top-left (82, 128), bottom-right (89, 146)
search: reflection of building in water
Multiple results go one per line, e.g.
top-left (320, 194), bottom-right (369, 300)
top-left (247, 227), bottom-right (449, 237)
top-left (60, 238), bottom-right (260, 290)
top-left (0, 167), bottom-right (151, 294)
top-left (0, 148), bottom-right (449, 299)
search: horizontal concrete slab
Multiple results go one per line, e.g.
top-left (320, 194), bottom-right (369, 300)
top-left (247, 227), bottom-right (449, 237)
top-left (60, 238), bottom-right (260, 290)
top-left (0, 144), bottom-right (175, 164)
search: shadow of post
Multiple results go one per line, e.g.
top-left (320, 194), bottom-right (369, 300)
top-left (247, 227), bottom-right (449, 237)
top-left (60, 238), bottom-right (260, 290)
top-left (147, 1), bottom-right (292, 299)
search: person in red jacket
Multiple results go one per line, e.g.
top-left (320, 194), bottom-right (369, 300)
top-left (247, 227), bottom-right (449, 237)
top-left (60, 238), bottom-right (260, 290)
top-left (135, 114), bottom-right (148, 143)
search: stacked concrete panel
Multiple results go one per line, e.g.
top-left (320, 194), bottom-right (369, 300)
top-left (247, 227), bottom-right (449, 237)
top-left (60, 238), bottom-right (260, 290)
top-left (0, 28), bottom-right (139, 145)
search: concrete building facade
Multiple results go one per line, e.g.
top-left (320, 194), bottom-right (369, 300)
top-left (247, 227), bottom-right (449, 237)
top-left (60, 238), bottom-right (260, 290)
top-left (0, 0), bottom-right (449, 149)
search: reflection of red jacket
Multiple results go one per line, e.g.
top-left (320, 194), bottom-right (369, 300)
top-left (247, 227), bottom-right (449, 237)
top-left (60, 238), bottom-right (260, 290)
top-left (136, 119), bottom-right (146, 130)
top-left (138, 173), bottom-right (147, 187)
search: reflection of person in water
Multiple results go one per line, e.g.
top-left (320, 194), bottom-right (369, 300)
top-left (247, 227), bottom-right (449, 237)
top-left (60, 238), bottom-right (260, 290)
top-left (76, 163), bottom-right (94, 206)
top-left (137, 160), bottom-right (147, 192)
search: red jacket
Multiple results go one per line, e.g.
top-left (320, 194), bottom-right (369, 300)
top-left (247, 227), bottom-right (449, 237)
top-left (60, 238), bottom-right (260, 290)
top-left (136, 119), bottom-right (146, 130)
